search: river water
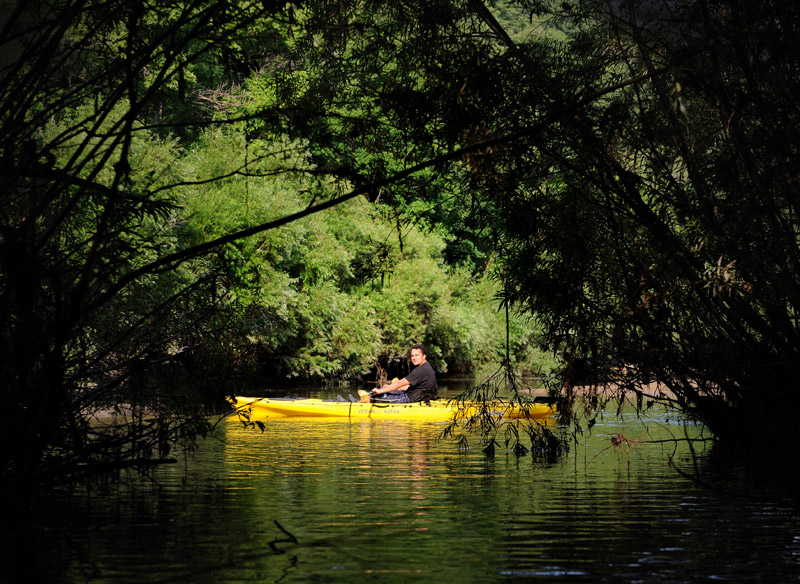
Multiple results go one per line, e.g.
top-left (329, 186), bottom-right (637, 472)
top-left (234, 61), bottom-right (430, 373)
top-left (4, 382), bottom-right (800, 583)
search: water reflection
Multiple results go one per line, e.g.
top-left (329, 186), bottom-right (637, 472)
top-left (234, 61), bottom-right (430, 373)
top-left (4, 399), bottom-right (800, 583)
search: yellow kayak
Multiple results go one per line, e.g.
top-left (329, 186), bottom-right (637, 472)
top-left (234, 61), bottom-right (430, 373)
top-left (231, 396), bottom-right (556, 421)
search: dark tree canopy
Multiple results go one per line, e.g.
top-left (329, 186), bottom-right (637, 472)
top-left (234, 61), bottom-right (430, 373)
top-left (0, 0), bottom-right (308, 488)
top-left (493, 1), bottom-right (800, 456)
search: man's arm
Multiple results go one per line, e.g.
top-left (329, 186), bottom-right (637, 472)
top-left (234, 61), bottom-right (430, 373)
top-left (371, 377), bottom-right (410, 396)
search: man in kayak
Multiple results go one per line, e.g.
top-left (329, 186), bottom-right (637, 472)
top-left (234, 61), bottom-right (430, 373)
top-left (360, 344), bottom-right (439, 403)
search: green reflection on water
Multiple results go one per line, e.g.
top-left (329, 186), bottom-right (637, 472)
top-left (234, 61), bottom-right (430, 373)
top-left (6, 401), bottom-right (800, 584)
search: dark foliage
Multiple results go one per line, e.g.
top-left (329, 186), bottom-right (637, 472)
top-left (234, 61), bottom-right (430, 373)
top-left (0, 0), bottom-right (291, 488)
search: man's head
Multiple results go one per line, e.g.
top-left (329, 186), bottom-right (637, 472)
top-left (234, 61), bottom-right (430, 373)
top-left (410, 344), bottom-right (427, 366)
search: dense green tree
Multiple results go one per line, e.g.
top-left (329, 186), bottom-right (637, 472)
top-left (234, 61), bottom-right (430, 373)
top-left (1, 0), bottom-right (552, 488)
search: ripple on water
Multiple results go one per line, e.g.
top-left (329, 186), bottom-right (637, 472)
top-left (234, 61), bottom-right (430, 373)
top-left (6, 406), bottom-right (800, 584)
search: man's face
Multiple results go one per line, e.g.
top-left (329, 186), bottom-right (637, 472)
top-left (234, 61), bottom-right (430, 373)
top-left (410, 348), bottom-right (425, 365)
